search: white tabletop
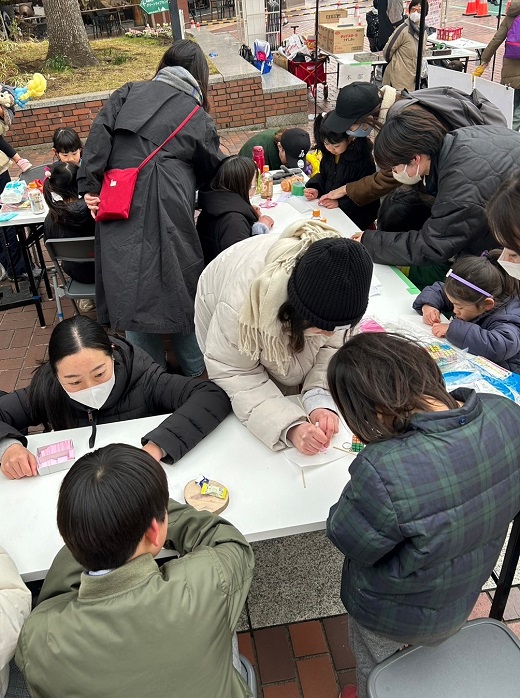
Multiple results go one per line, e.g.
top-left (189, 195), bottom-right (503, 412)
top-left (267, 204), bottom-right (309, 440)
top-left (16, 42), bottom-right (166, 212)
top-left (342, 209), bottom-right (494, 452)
top-left (0, 206), bottom-right (48, 228)
top-left (0, 261), bottom-right (425, 581)
top-left (333, 47), bottom-right (478, 66)
top-left (428, 34), bottom-right (487, 51)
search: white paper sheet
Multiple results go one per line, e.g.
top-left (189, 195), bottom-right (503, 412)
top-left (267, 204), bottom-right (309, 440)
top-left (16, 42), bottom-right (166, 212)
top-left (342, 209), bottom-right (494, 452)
top-left (474, 77), bottom-right (515, 129)
top-left (427, 65), bottom-right (473, 94)
top-left (370, 273), bottom-right (382, 297)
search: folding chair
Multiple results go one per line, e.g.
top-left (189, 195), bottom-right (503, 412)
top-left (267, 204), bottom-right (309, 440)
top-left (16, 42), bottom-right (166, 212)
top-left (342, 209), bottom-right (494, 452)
top-left (489, 509), bottom-right (520, 620)
top-left (18, 164), bottom-right (52, 184)
top-left (44, 237), bottom-right (95, 321)
top-left (367, 618), bottom-right (520, 698)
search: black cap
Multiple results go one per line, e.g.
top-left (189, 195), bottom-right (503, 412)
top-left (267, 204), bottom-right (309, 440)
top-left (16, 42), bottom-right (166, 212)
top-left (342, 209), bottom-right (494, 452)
top-left (287, 238), bottom-right (373, 331)
top-left (280, 128), bottom-right (311, 168)
top-left (326, 82), bottom-right (381, 133)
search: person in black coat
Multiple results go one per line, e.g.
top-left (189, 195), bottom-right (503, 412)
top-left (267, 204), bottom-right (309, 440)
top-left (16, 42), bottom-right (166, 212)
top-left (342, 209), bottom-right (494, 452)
top-left (77, 41), bottom-right (223, 378)
top-left (0, 316), bottom-right (231, 480)
top-left (304, 112), bottom-right (379, 230)
top-left (43, 162), bottom-right (95, 286)
top-left (196, 155), bottom-right (274, 265)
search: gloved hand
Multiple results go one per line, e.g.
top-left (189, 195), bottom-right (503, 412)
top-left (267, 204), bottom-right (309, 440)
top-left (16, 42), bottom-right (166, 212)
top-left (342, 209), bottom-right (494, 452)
top-left (473, 63), bottom-right (487, 77)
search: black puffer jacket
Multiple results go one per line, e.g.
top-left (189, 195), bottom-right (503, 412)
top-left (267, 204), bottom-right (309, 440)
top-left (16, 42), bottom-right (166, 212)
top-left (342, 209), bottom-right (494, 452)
top-left (0, 338), bottom-right (231, 463)
top-left (305, 138), bottom-right (379, 230)
top-left (43, 199), bottom-right (95, 284)
top-left (197, 189), bottom-right (258, 265)
top-left (362, 125), bottom-right (520, 266)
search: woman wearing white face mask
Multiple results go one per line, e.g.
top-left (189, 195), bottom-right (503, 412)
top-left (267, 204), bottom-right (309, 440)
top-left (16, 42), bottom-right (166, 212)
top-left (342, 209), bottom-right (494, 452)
top-left (355, 108), bottom-right (520, 287)
top-left (0, 316), bottom-right (231, 480)
top-left (382, 0), bottom-right (429, 93)
top-left (487, 171), bottom-right (520, 280)
top-left (195, 220), bottom-right (373, 455)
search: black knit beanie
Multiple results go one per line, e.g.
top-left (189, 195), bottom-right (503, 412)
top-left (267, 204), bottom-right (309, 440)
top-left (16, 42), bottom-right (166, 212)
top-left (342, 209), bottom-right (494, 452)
top-left (287, 238), bottom-right (373, 331)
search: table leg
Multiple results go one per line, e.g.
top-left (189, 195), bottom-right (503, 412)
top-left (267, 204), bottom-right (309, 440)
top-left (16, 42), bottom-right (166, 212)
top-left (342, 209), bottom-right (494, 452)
top-left (16, 226), bottom-right (46, 327)
top-left (32, 231), bottom-right (53, 300)
top-left (1, 228), bottom-right (19, 292)
top-left (463, 56), bottom-right (469, 73)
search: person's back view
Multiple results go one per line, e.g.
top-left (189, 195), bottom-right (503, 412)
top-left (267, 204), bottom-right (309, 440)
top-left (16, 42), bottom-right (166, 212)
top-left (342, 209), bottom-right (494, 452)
top-left (15, 445), bottom-right (254, 698)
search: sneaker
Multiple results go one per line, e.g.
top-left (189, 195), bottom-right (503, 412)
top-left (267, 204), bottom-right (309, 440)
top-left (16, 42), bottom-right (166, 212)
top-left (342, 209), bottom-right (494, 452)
top-left (0, 263), bottom-right (6, 281)
top-left (78, 298), bottom-right (96, 312)
top-left (16, 158), bottom-right (32, 173)
top-left (340, 687), bottom-right (357, 698)
top-left (7, 267), bottom-right (41, 283)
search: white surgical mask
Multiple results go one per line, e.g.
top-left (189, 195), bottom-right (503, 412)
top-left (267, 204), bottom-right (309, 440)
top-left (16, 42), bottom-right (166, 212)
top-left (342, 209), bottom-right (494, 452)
top-left (346, 124), bottom-right (373, 138)
top-left (409, 11), bottom-right (421, 22)
top-left (392, 161), bottom-right (422, 185)
top-left (498, 250), bottom-right (520, 279)
top-left (64, 372), bottom-right (116, 410)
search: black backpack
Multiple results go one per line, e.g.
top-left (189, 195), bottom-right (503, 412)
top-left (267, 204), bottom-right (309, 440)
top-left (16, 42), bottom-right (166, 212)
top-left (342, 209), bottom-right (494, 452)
top-left (388, 86), bottom-right (507, 129)
top-left (239, 44), bottom-right (255, 65)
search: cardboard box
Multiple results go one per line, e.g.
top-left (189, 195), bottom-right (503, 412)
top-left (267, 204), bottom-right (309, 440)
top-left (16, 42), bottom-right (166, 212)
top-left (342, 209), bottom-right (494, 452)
top-left (318, 7), bottom-right (348, 24)
top-left (318, 23), bottom-right (365, 54)
top-left (273, 52), bottom-right (289, 70)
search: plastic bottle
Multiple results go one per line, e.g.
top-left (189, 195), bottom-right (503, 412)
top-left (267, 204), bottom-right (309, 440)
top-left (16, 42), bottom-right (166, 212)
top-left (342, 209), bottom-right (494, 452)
top-left (252, 146), bottom-right (265, 173)
top-left (27, 184), bottom-right (45, 214)
top-left (260, 165), bottom-right (273, 199)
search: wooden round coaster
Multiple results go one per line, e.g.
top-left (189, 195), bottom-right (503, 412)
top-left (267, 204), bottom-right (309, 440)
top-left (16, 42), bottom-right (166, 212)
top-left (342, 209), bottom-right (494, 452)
top-left (184, 479), bottom-right (229, 515)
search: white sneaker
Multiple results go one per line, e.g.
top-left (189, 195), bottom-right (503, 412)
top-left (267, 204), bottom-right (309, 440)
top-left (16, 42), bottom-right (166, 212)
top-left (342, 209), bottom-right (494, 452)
top-left (78, 298), bottom-right (96, 312)
top-left (0, 264), bottom-right (7, 281)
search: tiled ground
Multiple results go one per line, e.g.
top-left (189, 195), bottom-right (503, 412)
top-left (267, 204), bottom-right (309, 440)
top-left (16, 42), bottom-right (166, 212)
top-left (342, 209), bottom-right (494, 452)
top-left (2, 9), bottom-right (520, 695)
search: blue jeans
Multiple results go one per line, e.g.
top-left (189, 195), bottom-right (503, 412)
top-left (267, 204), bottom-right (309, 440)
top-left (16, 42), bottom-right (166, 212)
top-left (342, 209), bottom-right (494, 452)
top-left (125, 331), bottom-right (205, 377)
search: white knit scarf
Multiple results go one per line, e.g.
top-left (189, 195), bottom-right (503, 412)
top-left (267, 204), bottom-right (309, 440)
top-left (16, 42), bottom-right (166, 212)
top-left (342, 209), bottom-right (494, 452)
top-left (238, 219), bottom-right (342, 373)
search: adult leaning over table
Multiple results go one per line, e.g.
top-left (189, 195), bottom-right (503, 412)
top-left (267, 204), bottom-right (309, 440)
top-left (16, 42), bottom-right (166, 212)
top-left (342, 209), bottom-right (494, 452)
top-left (355, 109), bottom-right (520, 288)
top-left (78, 40), bottom-right (222, 379)
top-left (194, 220), bottom-right (373, 454)
top-left (0, 316), bottom-right (230, 480)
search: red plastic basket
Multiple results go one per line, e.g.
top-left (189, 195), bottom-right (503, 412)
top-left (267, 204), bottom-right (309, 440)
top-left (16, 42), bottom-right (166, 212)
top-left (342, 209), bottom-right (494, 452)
top-left (437, 27), bottom-right (463, 41)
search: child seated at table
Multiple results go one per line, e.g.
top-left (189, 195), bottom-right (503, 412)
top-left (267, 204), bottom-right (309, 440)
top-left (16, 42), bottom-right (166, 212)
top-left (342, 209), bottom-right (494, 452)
top-left (326, 332), bottom-right (520, 698)
top-left (43, 161), bottom-right (95, 310)
top-left (51, 127), bottom-right (82, 166)
top-left (197, 155), bottom-right (274, 265)
top-left (15, 444), bottom-right (254, 698)
top-left (0, 315), bottom-right (230, 480)
top-left (0, 545), bottom-right (31, 698)
top-left (304, 112), bottom-right (379, 230)
top-left (376, 185), bottom-right (432, 233)
top-left (412, 251), bottom-right (520, 373)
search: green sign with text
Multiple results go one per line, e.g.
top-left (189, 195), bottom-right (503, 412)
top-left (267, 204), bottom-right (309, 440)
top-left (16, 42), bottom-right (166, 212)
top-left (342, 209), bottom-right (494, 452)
top-left (140, 0), bottom-right (169, 14)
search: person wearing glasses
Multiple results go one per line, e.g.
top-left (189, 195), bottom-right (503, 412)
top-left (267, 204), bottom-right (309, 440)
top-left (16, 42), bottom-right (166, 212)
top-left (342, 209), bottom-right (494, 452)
top-left (0, 316), bottom-right (231, 480)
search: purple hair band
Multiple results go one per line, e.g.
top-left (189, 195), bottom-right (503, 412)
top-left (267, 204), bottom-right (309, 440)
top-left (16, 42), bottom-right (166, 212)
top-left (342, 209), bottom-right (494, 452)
top-left (446, 269), bottom-right (492, 298)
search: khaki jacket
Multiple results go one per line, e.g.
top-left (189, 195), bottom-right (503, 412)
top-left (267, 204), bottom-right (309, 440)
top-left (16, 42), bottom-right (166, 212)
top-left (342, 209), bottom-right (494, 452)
top-left (195, 234), bottom-right (343, 451)
top-left (383, 19), bottom-right (427, 93)
top-left (481, 0), bottom-right (520, 90)
top-left (16, 500), bottom-right (254, 698)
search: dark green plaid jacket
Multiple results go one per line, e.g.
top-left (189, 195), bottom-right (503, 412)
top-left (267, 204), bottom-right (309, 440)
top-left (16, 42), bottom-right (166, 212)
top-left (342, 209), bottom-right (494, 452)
top-left (327, 388), bottom-right (520, 643)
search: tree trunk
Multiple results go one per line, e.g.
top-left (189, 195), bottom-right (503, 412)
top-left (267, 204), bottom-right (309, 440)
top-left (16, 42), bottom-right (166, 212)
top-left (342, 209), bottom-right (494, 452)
top-left (42, 0), bottom-right (98, 68)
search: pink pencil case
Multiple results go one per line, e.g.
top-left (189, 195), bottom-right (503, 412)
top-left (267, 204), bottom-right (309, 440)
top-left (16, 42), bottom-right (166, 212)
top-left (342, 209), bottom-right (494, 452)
top-left (36, 440), bottom-right (75, 476)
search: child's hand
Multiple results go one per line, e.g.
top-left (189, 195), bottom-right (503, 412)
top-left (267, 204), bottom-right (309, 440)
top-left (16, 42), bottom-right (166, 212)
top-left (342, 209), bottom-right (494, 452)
top-left (258, 215), bottom-right (274, 228)
top-left (304, 188), bottom-right (319, 200)
top-left (1, 443), bottom-right (37, 479)
top-left (319, 197), bottom-right (339, 209)
top-left (432, 322), bottom-right (449, 338)
top-left (422, 304), bottom-right (441, 326)
top-left (287, 422), bottom-right (328, 455)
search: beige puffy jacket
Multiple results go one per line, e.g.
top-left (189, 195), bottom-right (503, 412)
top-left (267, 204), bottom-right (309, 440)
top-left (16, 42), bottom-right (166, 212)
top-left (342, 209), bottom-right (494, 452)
top-left (195, 234), bottom-right (343, 451)
top-left (0, 546), bottom-right (31, 698)
top-left (383, 19), bottom-right (427, 93)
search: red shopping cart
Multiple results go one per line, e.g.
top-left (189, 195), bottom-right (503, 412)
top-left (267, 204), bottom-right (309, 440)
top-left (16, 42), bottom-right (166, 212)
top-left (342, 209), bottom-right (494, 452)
top-left (288, 54), bottom-right (330, 99)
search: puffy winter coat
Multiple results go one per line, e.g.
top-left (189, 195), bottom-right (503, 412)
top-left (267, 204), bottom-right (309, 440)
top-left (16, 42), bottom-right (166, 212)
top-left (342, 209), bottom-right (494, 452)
top-left (305, 138), bottom-right (379, 229)
top-left (0, 338), bottom-right (230, 463)
top-left (362, 126), bottom-right (520, 266)
top-left (327, 388), bottom-right (520, 643)
top-left (43, 199), bottom-right (95, 284)
top-left (481, 0), bottom-right (520, 90)
top-left (77, 77), bottom-right (222, 334)
top-left (195, 234), bottom-right (343, 451)
top-left (196, 189), bottom-right (258, 266)
top-left (413, 282), bottom-right (520, 373)
top-left (0, 547), bottom-right (31, 698)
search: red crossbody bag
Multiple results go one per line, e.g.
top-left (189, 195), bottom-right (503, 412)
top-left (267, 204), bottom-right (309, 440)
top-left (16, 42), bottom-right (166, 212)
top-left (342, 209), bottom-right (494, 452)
top-left (96, 104), bottom-right (200, 222)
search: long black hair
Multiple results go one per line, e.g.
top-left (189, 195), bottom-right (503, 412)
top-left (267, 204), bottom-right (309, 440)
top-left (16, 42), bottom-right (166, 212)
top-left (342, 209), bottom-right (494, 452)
top-left (43, 162), bottom-right (85, 228)
top-left (210, 155), bottom-right (257, 205)
top-left (328, 332), bottom-right (457, 444)
top-left (28, 316), bottom-right (119, 430)
top-left (156, 39), bottom-right (210, 112)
